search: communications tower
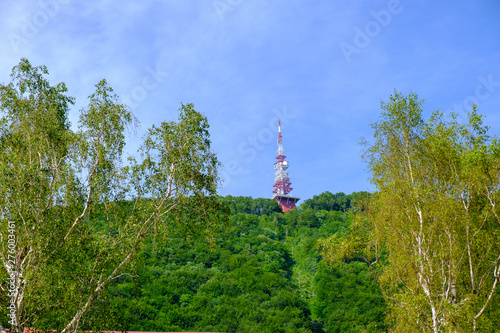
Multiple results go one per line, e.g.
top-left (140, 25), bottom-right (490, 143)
top-left (272, 120), bottom-right (300, 212)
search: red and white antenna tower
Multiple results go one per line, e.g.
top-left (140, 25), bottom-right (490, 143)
top-left (272, 120), bottom-right (300, 212)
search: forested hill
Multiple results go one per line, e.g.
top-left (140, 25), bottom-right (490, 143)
top-left (101, 192), bottom-right (386, 333)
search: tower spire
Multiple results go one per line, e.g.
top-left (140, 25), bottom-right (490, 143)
top-left (272, 120), bottom-right (300, 212)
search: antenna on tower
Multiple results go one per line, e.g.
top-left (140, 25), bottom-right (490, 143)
top-left (272, 120), bottom-right (300, 212)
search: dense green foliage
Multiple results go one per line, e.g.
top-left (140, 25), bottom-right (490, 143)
top-left (101, 193), bottom-right (386, 332)
top-left (301, 192), bottom-right (370, 213)
top-left (109, 212), bottom-right (312, 333)
top-left (314, 262), bottom-right (386, 333)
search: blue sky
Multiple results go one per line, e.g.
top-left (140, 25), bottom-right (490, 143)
top-left (1, 0), bottom-right (499, 202)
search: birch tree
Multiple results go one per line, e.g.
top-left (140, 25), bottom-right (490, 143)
top-left (321, 91), bottom-right (500, 332)
top-left (0, 59), bottom-right (226, 332)
top-left (363, 91), bottom-right (500, 332)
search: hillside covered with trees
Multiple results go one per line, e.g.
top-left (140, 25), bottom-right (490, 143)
top-left (103, 192), bottom-right (385, 333)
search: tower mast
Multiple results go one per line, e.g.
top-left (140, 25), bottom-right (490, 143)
top-left (272, 120), bottom-right (300, 212)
